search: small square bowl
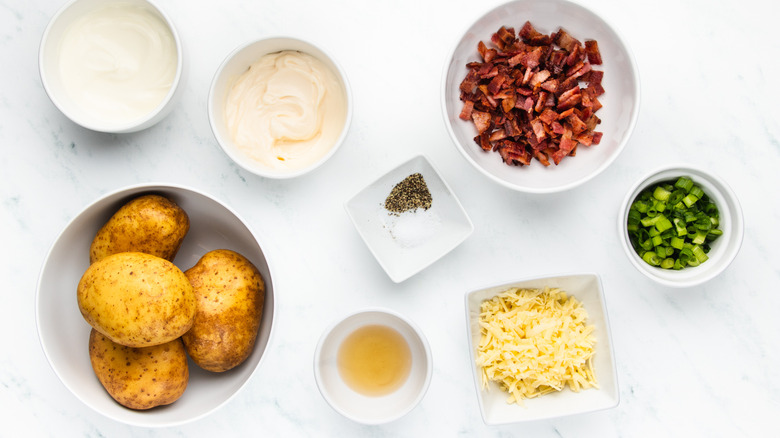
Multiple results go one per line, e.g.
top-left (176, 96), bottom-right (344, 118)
top-left (465, 273), bottom-right (619, 424)
top-left (345, 155), bottom-right (474, 282)
top-left (618, 164), bottom-right (744, 288)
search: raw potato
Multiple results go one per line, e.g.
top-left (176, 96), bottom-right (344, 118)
top-left (78, 252), bottom-right (197, 348)
top-left (183, 249), bottom-right (265, 372)
top-left (89, 329), bottom-right (189, 410)
top-left (89, 194), bottom-right (189, 264)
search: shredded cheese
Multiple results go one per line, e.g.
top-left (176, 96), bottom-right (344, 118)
top-left (476, 287), bottom-right (597, 404)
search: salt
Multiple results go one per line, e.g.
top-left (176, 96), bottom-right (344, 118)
top-left (385, 208), bottom-right (441, 248)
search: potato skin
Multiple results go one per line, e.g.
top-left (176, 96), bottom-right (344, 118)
top-left (89, 194), bottom-right (189, 264)
top-left (182, 249), bottom-right (265, 372)
top-left (89, 329), bottom-right (188, 410)
top-left (78, 252), bottom-right (197, 348)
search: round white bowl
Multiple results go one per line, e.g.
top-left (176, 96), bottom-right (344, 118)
top-left (36, 183), bottom-right (276, 427)
top-left (208, 36), bottom-right (352, 179)
top-left (39, 0), bottom-right (185, 133)
top-left (441, 0), bottom-right (640, 193)
top-left (313, 308), bottom-right (432, 425)
top-left (618, 164), bottom-right (744, 288)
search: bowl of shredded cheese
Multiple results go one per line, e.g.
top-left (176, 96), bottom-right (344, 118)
top-left (464, 273), bottom-right (618, 424)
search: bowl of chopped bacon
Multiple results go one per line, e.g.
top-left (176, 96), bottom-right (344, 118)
top-left (442, 0), bottom-right (640, 193)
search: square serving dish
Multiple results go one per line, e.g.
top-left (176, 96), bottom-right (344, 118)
top-left (465, 273), bottom-right (619, 424)
top-left (345, 154), bottom-right (474, 283)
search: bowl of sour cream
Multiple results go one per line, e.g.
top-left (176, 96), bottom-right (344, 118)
top-left (208, 36), bottom-right (353, 179)
top-left (39, 0), bottom-right (184, 133)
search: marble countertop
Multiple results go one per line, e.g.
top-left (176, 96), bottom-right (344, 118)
top-left (2, 0), bottom-right (778, 436)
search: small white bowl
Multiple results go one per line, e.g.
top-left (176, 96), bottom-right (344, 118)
top-left (442, 0), bottom-right (640, 193)
top-left (36, 183), bottom-right (276, 427)
top-left (313, 308), bottom-right (432, 425)
top-left (618, 164), bottom-right (744, 288)
top-left (39, 0), bottom-right (184, 133)
top-left (465, 273), bottom-right (619, 424)
top-left (208, 36), bottom-right (352, 179)
top-left (345, 154), bottom-right (474, 282)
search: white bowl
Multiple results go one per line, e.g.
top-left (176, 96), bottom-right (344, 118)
top-left (465, 273), bottom-right (619, 424)
top-left (208, 36), bottom-right (352, 179)
top-left (345, 154), bottom-right (474, 282)
top-left (442, 0), bottom-right (640, 193)
top-left (618, 164), bottom-right (744, 288)
top-left (313, 308), bottom-right (432, 425)
top-left (39, 0), bottom-right (184, 133)
top-left (35, 183), bottom-right (276, 427)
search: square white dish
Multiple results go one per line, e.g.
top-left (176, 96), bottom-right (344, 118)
top-left (345, 154), bottom-right (473, 282)
top-left (465, 273), bottom-right (619, 424)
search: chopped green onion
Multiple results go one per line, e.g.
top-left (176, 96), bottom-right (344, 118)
top-left (692, 245), bottom-right (709, 263)
top-left (682, 194), bottom-right (699, 207)
top-left (674, 177), bottom-right (694, 192)
top-left (689, 185), bottom-right (705, 199)
top-left (655, 215), bottom-right (673, 233)
top-left (642, 251), bottom-right (662, 266)
top-left (627, 176), bottom-right (723, 270)
top-left (653, 186), bottom-right (671, 201)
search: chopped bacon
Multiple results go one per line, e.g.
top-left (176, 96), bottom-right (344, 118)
top-left (519, 21), bottom-right (552, 46)
top-left (459, 99), bottom-right (474, 120)
top-left (554, 29), bottom-right (581, 53)
top-left (585, 40), bottom-right (602, 65)
top-left (458, 22), bottom-right (605, 167)
top-left (471, 111), bottom-right (492, 134)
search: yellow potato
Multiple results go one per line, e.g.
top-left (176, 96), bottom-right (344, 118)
top-left (89, 329), bottom-right (189, 410)
top-left (78, 252), bottom-right (197, 348)
top-left (182, 249), bottom-right (265, 372)
top-left (89, 194), bottom-right (189, 264)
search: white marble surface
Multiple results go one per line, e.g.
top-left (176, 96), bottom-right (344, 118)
top-left (2, 0), bottom-right (778, 436)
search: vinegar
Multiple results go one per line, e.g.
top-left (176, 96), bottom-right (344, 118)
top-left (337, 324), bottom-right (412, 396)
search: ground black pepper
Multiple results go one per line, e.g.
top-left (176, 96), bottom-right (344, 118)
top-left (384, 173), bottom-right (432, 213)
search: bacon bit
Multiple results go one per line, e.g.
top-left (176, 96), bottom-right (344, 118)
top-left (585, 40), bottom-right (602, 65)
top-left (459, 100), bottom-right (474, 121)
top-left (458, 21), bottom-right (604, 166)
top-left (471, 111), bottom-right (492, 134)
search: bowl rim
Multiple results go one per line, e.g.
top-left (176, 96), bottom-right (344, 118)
top-left (207, 35), bottom-right (354, 179)
top-left (463, 272), bottom-right (619, 424)
top-left (34, 181), bottom-right (278, 427)
top-left (312, 306), bottom-right (433, 425)
top-left (38, 0), bottom-right (184, 133)
top-left (440, 0), bottom-right (641, 193)
top-left (617, 163), bottom-right (745, 288)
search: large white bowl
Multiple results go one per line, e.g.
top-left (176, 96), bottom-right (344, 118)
top-left (465, 273), bottom-right (618, 424)
top-left (313, 308), bottom-right (432, 425)
top-left (442, 0), bottom-right (640, 193)
top-left (35, 183), bottom-right (276, 427)
top-left (39, 0), bottom-right (185, 133)
top-left (208, 36), bottom-right (352, 179)
top-left (618, 164), bottom-right (744, 288)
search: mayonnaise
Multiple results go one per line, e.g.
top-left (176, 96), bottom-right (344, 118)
top-left (58, 2), bottom-right (178, 125)
top-left (225, 50), bottom-right (347, 172)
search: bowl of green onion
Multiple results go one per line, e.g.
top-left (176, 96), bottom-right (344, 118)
top-left (618, 164), bottom-right (744, 288)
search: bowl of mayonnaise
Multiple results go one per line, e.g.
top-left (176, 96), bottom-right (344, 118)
top-left (39, 0), bottom-right (184, 133)
top-left (208, 36), bottom-right (353, 179)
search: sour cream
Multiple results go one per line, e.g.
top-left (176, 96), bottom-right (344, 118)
top-left (225, 50), bottom-right (347, 171)
top-left (57, 3), bottom-right (178, 125)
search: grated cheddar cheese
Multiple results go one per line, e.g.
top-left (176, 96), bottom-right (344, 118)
top-left (476, 287), bottom-right (597, 404)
